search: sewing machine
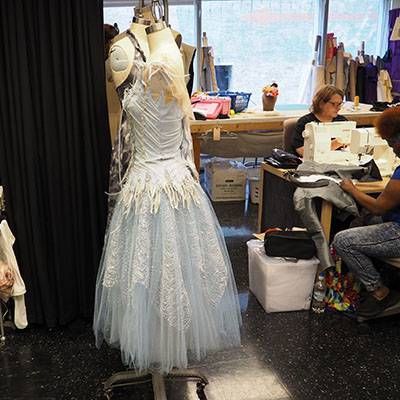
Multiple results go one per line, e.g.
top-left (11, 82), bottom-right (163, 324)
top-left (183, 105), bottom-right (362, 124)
top-left (303, 121), bottom-right (358, 165)
top-left (350, 127), bottom-right (396, 176)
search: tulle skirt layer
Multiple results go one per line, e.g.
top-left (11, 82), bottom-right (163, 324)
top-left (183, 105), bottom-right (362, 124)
top-left (93, 183), bottom-right (241, 373)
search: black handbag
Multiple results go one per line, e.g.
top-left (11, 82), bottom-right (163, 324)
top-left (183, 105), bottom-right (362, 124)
top-left (264, 230), bottom-right (316, 259)
top-left (264, 148), bottom-right (302, 169)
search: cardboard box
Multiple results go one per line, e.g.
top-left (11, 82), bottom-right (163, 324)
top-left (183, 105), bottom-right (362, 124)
top-left (247, 240), bottom-right (319, 313)
top-left (205, 159), bottom-right (247, 202)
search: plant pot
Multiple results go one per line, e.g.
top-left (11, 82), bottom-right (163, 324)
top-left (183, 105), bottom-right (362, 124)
top-left (262, 94), bottom-right (277, 111)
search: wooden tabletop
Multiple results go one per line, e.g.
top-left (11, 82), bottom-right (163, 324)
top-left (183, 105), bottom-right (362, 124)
top-left (190, 105), bottom-right (381, 134)
top-left (189, 105), bottom-right (381, 172)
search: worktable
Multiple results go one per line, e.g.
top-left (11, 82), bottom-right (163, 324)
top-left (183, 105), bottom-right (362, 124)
top-left (258, 163), bottom-right (389, 240)
top-left (190, 106), bottom-right (381, 171)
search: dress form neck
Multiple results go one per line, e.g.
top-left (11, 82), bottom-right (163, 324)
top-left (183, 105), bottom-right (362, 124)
top-left (129, 22), bottom-right (150, 60)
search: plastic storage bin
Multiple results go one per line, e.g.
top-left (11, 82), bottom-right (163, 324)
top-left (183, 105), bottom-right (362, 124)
top-left (247, 240), bottom-right (319, 313)
top-left (207, 91), bottom-right (252, 113)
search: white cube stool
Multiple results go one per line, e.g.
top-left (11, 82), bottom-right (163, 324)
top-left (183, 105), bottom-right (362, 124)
top-left (247, 240), bottom-right (319, 313)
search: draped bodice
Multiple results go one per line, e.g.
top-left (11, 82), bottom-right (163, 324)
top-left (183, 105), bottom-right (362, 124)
top-left (123, 78), bottom-right (186, 167)
top-left (116, 55), bottom-right (199, 214)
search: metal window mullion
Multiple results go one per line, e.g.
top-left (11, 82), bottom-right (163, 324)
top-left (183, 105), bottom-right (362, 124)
top-left (318, 0), bottom-right (329, 66)
top-left (194, 0), bottom-right (202, 90)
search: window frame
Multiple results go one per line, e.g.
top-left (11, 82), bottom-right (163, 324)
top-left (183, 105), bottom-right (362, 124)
top-left (104, 0), bottom-right (389, 94)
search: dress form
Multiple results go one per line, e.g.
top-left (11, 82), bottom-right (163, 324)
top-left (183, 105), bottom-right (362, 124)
top-left (129, 19), bottom-right (150, 58)
top-left (146, 22), bottom-right (193, 119)
top-left (98, 2), bottom-right (241, 392)
top-left (101, 23), bottom-right (213, 399)
top-left (147, 23), bottom-right (184, 72)
top-left (109, 19), bottom-right (150, 88)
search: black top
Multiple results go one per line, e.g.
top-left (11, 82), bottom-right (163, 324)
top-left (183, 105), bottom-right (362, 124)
top-left (290, 112), bottom-right (348, 155)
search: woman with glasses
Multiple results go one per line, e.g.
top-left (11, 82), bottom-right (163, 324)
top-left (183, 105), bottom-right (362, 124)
top-left (333, 107), bottom-right (400, 318)
top-left (290, 85), bottom-right (347, 156)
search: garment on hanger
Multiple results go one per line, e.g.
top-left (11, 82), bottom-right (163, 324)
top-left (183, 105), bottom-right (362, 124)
top-left (343, 55), bottom-right (350, 95)
top-left (94, 33), bottom-right (242, 374)
top-left (364, 63), bottom-right (378, 105)
top-left (377, 69), bottom-right (393, 102)
top-left (387, 9), bottom-right (400, 94)
top-left (356, 63), bottom-right (366, 103)
top-left (0, 220), bottom-right (27, 329)
top-left (376, 56), bottom-right (385, 72)
top-left (181, 42), bottom-right (196, 96)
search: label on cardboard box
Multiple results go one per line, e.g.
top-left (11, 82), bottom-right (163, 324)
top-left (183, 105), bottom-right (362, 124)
top-left (205, 161), bottom-right (247, 201)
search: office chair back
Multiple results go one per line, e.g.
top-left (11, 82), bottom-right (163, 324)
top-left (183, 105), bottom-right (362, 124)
top-left (283, 118), bottom-right (298, 152)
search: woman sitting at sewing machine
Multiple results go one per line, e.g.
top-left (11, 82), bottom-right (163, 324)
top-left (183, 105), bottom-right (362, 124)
top-left (333, 107), bottom-right (400, 318)
top-left (291, 85), bottom-right (348, 156)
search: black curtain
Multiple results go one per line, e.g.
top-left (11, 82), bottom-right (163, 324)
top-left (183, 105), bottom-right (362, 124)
top-left (0, 0), bottom-right (110, 327)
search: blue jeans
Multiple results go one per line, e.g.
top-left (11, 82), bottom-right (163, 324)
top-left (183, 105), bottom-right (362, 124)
top-left (333, 222), bottom-right (400, 292)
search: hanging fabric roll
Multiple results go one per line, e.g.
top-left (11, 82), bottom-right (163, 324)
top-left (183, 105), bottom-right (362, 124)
top-left (346, 59), bottom-right (357, 101)
top-left (300, 35), bottom-right (322, 103)
top-left (311, 66), bottom-right (326, 98)
top-left (325, 33), bottom-right (337, 85)
top-left (335, 43), bottom-right (345, 91)
top-left (200, 32), bottom-right (218, 92)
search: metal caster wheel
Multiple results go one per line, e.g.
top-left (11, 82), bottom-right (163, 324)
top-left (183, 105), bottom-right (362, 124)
top-left (103, 389), bottom-right (113, 400)
top-left (196, 382), bottom-right (207, 400)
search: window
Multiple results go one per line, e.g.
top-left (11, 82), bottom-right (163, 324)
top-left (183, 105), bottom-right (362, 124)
top-left (202, 0), bottom-right (317, 105)
top-left (169, 5), bottom-right (195, 45)
top-left (104, 6), bottom-right (133, 31)
top-left (105, 1), bottom-right (383, 106)
top-left (327, 0), bottom-right (380, 56)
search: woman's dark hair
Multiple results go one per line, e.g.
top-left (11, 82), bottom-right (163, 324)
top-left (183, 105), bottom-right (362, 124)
top-left (311, 85), bottom-right (344, 114)
top-left (375, 107), bottom-right (400, 142)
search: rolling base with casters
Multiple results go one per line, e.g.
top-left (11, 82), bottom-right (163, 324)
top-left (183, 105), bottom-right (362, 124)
top-left (103, 368), bottom-right (209, 400)
top-left (356, 299), bottom-right (400, 323)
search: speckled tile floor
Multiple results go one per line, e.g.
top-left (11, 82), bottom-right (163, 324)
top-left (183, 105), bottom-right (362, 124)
top-left (1, 195), bottom-right (400, 400)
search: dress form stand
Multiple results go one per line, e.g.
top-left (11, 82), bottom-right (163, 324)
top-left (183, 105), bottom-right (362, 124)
top-left (0, 300), bottom-right (15, 344)
top-left (103, 369), bottom-right (208, 399)
top-left (0, 301), bottom-right (5, 342)
top-left (101, 19), bottom-right (208, 400)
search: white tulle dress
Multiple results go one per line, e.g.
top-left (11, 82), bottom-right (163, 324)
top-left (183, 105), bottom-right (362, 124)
top-left (94, 54), bottom-right (241, 373)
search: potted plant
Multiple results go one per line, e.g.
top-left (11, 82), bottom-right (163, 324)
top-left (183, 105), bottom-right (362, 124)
top-left (262, 83), bottom-right (279, 111)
